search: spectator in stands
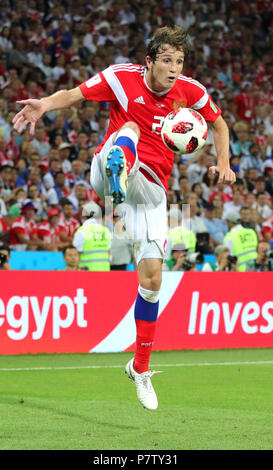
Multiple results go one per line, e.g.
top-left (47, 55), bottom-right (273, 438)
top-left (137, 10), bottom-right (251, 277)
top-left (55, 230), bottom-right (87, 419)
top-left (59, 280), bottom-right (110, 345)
top-left (186, 148), bottom-right (214, 187)
top-left (222, 189), bottom-right (244, 218)
top-left (230, 155), bottom-right (241, 177)
top-left (97, 113), bottom-right (109, 145)
top-left (69, 131), bottom-right (89, 159)
top-left (262, 214), bottom-right (273, 242)
top-left (66, 159), bottom-right (85, 187)
top-left (48, 114), bottom-right (68, 144)
top-left (244, 167), bottom-right (259, 192)
top-left (9, 201), bottom-right (44, 251)
top-left (190, 201), bottom-right (209, 237)
top-left (202, 203), bottom-right (228, 246)
top-left (166, 188), bottom-right (178, 210)
top-left (27, 167), bottom-right (47, 196)
top-left (252, 176), bottom-right (272, 199)
top-left (0, 136), bottom-right (13, 166)
top-left (245, 193), bottom-right (257, 213)
top-left (46, 170), bottom-right (70, 207)
top-left (68, 182), bottom-right (88, 210)
top-left (42, 157), bottom-right (62, 190)
top-left (233, 82), bottom-right (256, 126)
top-left (18, 151), bottom-right (41, 184)
top-left (201, 169), bottom-right (218, 202)
top-left (255, 191), bottom-right (272, 221)
top-left (59, 198), bottom-right (80, 242)
top-left (209, 193), bottom-right (224, 219)
top-left (239, 206), bottom-right (254, 229)
top-left (263, 110), bottom-right (273, 136)
top-left (13, 187), bottom-right (27, 208)
top-left (264, 166), bottom-right (273, 197)
top-left (58, 142), bottom-right (72, 173)
top-left (0, 163), bottom-right (13, 201)
top-left (77, 148), bottom-right (90, 172)
top-left (251, 207), bottom-right (263, 238)
top-left (27, 183), bottom-right (47, 222)
top-left (30, 124), bottom-right (51, 159)
top-left (37, 207), bottom-right (69, 251)
top-left (175, 175), bottom-right (191, 204)
top-left (240, 142), bottom-right (264, 175)
top-left (191, 182), bottom-right (207, 209)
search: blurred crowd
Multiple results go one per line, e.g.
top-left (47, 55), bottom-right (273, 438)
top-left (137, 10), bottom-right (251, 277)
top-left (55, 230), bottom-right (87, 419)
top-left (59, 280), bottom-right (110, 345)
top-left (0, 0), bottom-right (272, 270)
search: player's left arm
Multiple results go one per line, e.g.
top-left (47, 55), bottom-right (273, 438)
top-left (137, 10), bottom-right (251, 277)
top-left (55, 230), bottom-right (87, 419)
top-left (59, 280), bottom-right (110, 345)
top-left (210, 115), bottom-right (236, 184)
top-left (186, 79), bottom-right (236, 184)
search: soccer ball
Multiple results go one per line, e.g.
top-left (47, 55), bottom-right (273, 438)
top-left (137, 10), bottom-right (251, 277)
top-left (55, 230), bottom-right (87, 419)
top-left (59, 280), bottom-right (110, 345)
top-left (161, 108), bottom-right (208, 154)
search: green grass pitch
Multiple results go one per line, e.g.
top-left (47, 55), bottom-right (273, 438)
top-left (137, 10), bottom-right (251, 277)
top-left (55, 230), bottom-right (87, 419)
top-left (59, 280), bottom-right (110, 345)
top-left (0, 348), bottom-right (273, 450)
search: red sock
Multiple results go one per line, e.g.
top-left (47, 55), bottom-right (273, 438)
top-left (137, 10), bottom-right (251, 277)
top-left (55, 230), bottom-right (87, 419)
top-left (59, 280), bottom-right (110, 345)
top-left (120, 146), bottom-right (136, 175)
top-left (134, 319), bottom-right (157, 373)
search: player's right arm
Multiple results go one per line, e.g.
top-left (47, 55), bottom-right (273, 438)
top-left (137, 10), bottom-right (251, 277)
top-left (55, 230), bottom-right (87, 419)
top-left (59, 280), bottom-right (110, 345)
top-left (13, 67), bottom-right (117, 135)
top-left (12, 86), bottom-right (84, 135)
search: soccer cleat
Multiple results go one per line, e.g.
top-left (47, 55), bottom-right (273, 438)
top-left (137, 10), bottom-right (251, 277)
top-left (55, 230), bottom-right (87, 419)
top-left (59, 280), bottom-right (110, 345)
top-left (125, 358), bottom-right (161, 410)
top-left (104, 145), bottom-right (128, 205)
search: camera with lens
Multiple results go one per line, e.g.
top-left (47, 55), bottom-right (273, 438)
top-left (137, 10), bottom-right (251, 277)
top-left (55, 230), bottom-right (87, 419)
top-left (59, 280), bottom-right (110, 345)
top-left (264, 249), bottom-right (273, 259)
top-left (227, 254), bottom-right (237, 271)
top-left (241, 221), bottom-right (255, 229)
top-left (0, 252), bottom-right (7, 268)
top-left (182, 252), bottom-right (204, 271)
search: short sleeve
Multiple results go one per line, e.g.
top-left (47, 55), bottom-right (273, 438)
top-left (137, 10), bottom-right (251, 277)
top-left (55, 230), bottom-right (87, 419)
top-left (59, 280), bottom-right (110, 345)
top-left (79, 71), bottom-right (116, 102)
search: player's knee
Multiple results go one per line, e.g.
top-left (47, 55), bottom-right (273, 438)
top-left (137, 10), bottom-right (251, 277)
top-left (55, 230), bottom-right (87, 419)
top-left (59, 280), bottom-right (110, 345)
top-left (122, 121), bottom-right (140, 138)
top-left (138, 285), bottom-right (160, 303)
top-left (141, 272), bottom-right (162, 292)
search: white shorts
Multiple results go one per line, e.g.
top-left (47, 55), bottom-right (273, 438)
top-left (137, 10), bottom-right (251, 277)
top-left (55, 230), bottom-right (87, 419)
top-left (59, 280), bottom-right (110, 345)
top-left (90, 134), bottom-right (167, 265)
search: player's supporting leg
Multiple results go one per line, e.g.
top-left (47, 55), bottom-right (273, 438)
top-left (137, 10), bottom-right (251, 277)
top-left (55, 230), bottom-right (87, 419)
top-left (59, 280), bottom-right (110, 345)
top-left (104, 122), bottom-right (140, 205)
top-left (126, 258), bottom-right (162, 410)
top-left (134, 259), bottom-right (162, 373)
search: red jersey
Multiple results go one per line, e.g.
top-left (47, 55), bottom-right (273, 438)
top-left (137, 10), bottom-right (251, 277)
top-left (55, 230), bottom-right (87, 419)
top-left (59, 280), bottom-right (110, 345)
top-left (9, 216), bottom-right (37, 246)
top-left (86, 188), bottom-right (104, 206)
top-left (37, 221), bottom-right (65, 243)
top-left (79, 64), bottom-right (221, 191)
top-left (0, 217), bottom-right (8, 233)
top-left (262, 216), bottom-right (273, 240)
top-left (37, 221), bottom-right (66, 244)
top-left (58, 214), bottom-right (80, 238)
top-left (233, 92), bottom-right (255, 124)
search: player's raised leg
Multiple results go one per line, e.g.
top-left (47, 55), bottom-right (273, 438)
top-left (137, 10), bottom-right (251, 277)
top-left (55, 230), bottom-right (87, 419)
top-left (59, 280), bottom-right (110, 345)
top-left (104, 122), bottom-right (140, 205)
top-left (125, 257), bottom-right (162, 410)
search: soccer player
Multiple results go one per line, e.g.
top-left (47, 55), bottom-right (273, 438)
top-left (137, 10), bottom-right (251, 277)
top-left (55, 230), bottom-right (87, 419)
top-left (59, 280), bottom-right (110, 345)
top-left (12, 26), bottom-right (236, 410)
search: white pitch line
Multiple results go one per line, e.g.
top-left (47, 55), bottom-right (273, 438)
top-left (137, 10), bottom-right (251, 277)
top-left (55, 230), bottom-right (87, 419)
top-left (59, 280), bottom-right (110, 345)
top-left (0, 360), bottom-right (273, 372)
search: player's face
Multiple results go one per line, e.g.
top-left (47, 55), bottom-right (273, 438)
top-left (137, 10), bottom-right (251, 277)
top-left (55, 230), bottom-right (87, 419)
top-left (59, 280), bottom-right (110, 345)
top-left (146, 45), bottom-right (184, 92)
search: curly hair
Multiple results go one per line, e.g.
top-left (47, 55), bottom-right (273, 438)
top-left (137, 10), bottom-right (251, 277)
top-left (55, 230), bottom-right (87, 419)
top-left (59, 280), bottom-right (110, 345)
top-left (146, 26), bottom-right (191, 62)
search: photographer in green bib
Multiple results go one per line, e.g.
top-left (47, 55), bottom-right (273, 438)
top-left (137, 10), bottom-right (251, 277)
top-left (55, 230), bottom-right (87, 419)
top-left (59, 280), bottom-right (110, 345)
top-left (73, 201), bottom-right (111, 271)
top-left (223, 210), bottom-right (258, 272)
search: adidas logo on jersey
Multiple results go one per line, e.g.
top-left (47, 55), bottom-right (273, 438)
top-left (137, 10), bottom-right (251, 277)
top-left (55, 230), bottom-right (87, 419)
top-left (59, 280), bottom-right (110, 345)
top-left (134, 96), bottom-right (145, 104)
